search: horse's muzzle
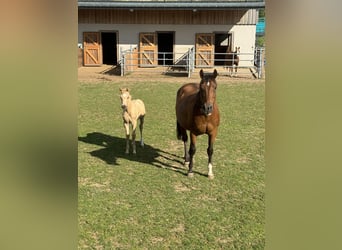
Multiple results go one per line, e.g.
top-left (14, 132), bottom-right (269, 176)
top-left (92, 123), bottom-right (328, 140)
top-left (202, 103), bottom-right (213, 116)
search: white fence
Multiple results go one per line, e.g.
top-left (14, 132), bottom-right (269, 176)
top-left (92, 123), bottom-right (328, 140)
top-left (119, 47), bottom-right (265, 78)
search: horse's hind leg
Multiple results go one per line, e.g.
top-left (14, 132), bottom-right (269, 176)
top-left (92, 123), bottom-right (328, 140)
top-left (177, 122), bottom-right (189, 163)
top-left (139, 116), bottom-right (144, 147)
top-left (187, 133), bottom-right (197, 177)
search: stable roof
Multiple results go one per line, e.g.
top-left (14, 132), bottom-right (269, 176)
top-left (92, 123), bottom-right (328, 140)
top-left (78, 0), bottom-right (265, 10)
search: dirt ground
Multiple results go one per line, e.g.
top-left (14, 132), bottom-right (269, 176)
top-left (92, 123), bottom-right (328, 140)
top-left (78, 65), bottom-right (265, 84)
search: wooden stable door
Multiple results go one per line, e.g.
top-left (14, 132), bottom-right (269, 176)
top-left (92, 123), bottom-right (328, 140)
top-left (195, 33), bottom-right (214, 67)
top-left (83, 32), bottom-right (101, 66)
top-left (139, 33), bottom-right (157, 67)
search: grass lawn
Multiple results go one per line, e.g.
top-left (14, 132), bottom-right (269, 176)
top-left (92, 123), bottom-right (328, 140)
top-left (78, 78), bottom-right (265, 249)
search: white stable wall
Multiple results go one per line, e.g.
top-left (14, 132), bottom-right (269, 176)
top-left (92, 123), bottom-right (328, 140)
top-left (78, 24), bottom-right (256, 66)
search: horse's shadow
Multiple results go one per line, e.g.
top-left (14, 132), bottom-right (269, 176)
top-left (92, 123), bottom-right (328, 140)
top-left (78, 132), bottom-right (208, 177)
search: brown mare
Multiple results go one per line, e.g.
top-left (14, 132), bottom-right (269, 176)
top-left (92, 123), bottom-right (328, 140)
top-left (119, 88), bottom-right (146, 154)
top-left (225, 46), bottom-right (240, 76)
top-left (176, 69), bottom-right (220, 178)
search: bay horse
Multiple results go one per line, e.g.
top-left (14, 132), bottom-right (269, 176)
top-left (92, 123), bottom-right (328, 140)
top-left (176, 69), bottom-right (220, 178)
top-left (119, 88), bottom-right (146, 154)
top-left (225, 46), bottom-right (240, 77)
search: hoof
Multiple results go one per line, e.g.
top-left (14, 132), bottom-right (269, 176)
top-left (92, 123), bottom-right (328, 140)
top-left (208, 174), bottom-right (214, 180)
top-left (188, 172), bottom-right (194, 178)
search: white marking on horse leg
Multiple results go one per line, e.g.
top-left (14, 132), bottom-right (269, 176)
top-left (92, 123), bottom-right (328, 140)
top-left (140, 139), bottom-right (144, 147)
top-left (208, 163), bottom-right (214, 179)
top-left (207, 81), bottom-right (210, 86)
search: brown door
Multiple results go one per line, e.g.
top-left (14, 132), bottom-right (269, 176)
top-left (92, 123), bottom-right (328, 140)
top-left (83, 32), bottom-right (101, 66)
top-left (195, 33), bottom-right (214, 67)
top-left (139, 33), bottom-right (157, 67)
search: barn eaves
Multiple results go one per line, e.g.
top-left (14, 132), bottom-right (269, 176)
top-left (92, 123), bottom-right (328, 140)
top-left (78, 1), bottom-right (265, 10)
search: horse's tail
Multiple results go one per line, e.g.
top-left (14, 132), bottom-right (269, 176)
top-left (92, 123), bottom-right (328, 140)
top-left (176, 122), bottom-right (182, 140)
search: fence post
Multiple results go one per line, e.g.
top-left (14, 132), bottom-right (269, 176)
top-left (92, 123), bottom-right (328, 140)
top-left (120, 47), bottom-right (124, 77)
top-left (191, 47), bottom-right (195, 73)
top-left (187, 48), bottom-right (191, 78)
top-left (188, 47), bottom-right (195, 77)
top-left (257, 47), bottom-right (264, 79)
top-left (129, 46), bottom-right (132, 72)
top-left (254, 47), bottom-right (261, 79)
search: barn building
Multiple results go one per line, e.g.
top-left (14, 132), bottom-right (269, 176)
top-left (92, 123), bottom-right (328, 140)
top-left (78, 0), bottom-right (265, 73)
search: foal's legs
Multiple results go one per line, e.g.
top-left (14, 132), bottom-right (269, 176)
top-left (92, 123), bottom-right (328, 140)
top-left (139, 116), bottom-right (144, 147)
top-left (131, 120), bottom-right (137, 154)
top-left (124, 122), bottom-right (130, 154)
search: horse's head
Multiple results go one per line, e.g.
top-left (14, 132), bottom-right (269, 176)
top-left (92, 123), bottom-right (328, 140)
top-left (199, 69), bottom-right (218, 116)
top-left (119, 88), bottom-right (131, 110)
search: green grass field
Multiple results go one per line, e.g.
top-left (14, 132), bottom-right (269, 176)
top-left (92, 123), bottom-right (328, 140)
top-left (78, 78), bottom-right (265, 249)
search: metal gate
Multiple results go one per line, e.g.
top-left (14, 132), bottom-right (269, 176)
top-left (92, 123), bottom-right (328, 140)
top-left (120, 47), bottom-right (265, 78)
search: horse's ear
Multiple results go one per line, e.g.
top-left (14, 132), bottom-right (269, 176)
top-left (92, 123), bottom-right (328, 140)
top-left (213, 69), bottom-right (218, 79)
top-left (119, 88), bottom-right (123, 93)
top-left (200, 69), bottom-right (204, 79)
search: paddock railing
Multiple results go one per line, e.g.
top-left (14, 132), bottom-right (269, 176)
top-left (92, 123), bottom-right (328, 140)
top-left (119, 47), bottom-right (265, 78)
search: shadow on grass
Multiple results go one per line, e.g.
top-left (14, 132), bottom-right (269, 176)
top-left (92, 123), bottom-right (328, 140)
top-left (78, 132), bottom-right (208, 177)
top-left (100, 65), bottom-right (121, 76)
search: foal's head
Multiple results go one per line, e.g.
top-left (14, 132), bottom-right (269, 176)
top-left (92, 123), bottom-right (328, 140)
top-left (199, 69), bottom-right (218, 116)
top-left (119, 88), bottom-right (131, 110)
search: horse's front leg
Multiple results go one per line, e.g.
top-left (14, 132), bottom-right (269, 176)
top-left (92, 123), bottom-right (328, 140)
top-left (188, 133), bottom-right (197, 177)
top-left (207, 132), bottom-right (217, 179)
top-left (124, 122), bottom-right (130, 154)
top-left (131, 120), bottom-right (137, 154)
